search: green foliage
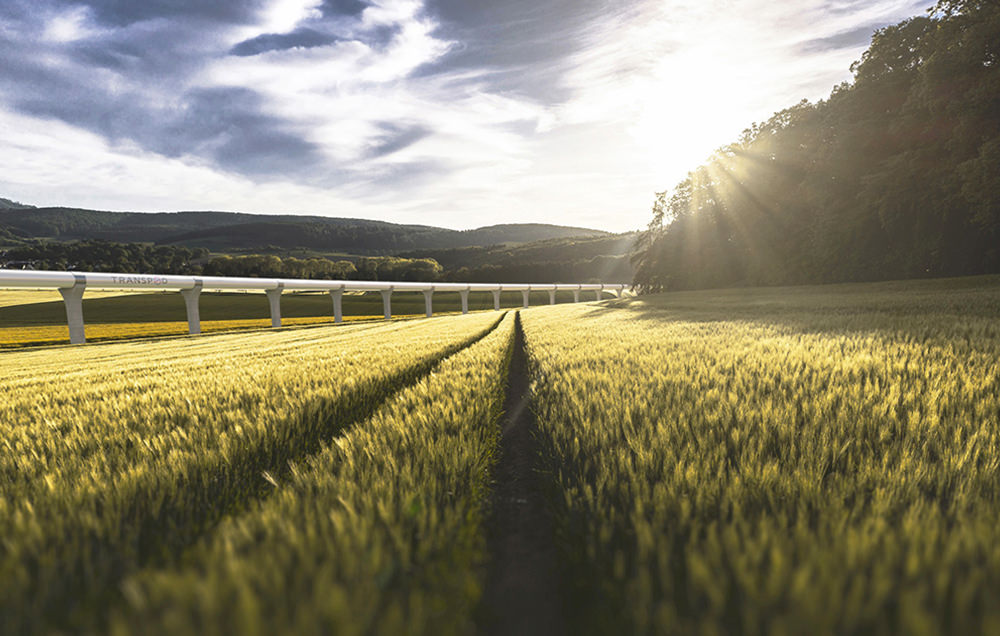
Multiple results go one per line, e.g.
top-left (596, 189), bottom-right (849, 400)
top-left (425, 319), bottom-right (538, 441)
top-left (202, 253), bottom-right (358, 279)
top-left (2, 240), bottom-right (208, 273)
top-left (2, 230), bottom-right (629, 285)
top-left (0, 313), bottom-right (501, 632)
top-left (354, 255), bottom-right (443, 281)
top-left (522, 277), bottom-right (1000, 634)
top-left (633, 5), bottom-right (1000, 291)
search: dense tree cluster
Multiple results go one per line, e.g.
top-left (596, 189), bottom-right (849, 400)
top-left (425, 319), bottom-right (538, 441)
top-left (0, 241), bottom-right (447, 281)
top-left (197, 254), bottom-right (442, 281)
top-left (2, 238), bottom-right (631, 283)
top-left (633, 0), bottom-right (1000, 292)
top-left (353, 256), bottom-right (443, 281)
top-left (0, 240), bottom-right (207, 274)
top-left (202, 254), bottom-right (357, 279)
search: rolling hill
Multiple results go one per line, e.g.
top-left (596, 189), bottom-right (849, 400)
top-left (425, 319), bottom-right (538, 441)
top-left (0, 197), bottom-right (34, 210)
top-left (0, 206), bottom-right (608, 254)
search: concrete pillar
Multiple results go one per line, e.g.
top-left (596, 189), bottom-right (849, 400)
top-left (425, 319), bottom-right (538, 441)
top-left (492, 290), bottom-right (501, 311)
top-left (615, 287), bottom-right (623, 298)
top-left (548, 289), bottom-right (556, 305)
top-left (594, 288), bottom-right (602, 301)
top-left (380, 288), bottom-right (393, 320)
top-left (330, 288), bottom-right (344, 323)
top-left (266, 284), bottom-right (283, 328)
top-left (181, 279), bottom-right (203, 335)
top-left (460, 289), bottom-right (470, 315)
top-left (423, 289), bottom-right (434, 317)
top-left (59, 274), bottom-right (86, 344)
top-left (573, 289), bottom-right (580, 303)
top-left (521, 290), bottom-right (530, 308)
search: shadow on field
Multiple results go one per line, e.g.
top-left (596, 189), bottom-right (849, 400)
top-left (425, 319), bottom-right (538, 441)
top-left (579, 275), bottom-right (1000, 344)
top-left (480, 312), bottom-right (565, 636)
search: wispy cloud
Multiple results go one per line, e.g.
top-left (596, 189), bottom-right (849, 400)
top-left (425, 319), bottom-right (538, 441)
top-left (0, 0), bottom-right (932, 230)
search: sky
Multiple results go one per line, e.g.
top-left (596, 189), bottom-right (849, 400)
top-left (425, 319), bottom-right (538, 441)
top-left (0, 0), bottom-right (931, 232)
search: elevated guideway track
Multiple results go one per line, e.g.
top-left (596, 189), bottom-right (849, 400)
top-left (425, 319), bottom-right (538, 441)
top-left (0, 269), bottom-right (629, 344)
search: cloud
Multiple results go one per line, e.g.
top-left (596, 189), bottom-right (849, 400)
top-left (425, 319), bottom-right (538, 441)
top-left (62, 0), bottom-right (265, 28)
top-left (412, 0), bottom-right (619, 101)
top-left (0, 0), bottom-right (936, 231)
top-left (365, 122), bottom-right (432, 158)
top-left (798, 23), bottom-right (887, 53)
top-left (231, 27), bottom-right (341, 56)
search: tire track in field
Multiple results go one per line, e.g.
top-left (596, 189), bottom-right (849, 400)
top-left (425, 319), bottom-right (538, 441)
top-left (481, 312), bottom-right (565, 636)
top-left (133, 313), bottom-right (511, 567)
top-left (29, 313), bottom-right (509, 634)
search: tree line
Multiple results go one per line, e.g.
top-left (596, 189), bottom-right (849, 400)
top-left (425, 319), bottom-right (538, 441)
top-left (202, 254), bottom-right (443, 281)
top-left (1, 239), bottom-right (631, 283)
top-left (0, 241), bottom-right (208, 274)
top-left (632, 0), bottom-right (1000, 292)
top-left (0, 240), bottom-right (444, 281)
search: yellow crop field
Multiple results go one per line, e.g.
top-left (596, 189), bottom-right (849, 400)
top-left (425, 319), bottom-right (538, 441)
top-left (0, 288), bottom-right (143, 308)
top-left (0, 315), bottom-right (378, 347)
top-left (0, 288), bottom-right (558, 348)
top-left (0, 312), bottom-right (502, 633)
top-left (521, 277), bottom-right (1000, 634)
top-left (2, 276), bottom-right (999, 634)
top-left (110, 313), bottom-right (516, 635)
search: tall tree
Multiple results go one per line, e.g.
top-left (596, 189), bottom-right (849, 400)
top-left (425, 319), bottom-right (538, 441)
top-left (632, 3), bottom-right (1000, 291)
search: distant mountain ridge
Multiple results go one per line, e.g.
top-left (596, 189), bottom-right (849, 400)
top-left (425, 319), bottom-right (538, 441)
top-left (0, 206), bottom-right (608, 254)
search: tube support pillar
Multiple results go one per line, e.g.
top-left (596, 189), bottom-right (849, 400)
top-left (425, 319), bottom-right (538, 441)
top-left (330, 288), bottom-right (344, 323)
top-left (521, 290), bottom-right (530, 308)
top-left (492, 289), bottom-right (501, 311)
top-left (594, 289), bottom-right (602, 301)
top-left (181, 279), bottom-right (203, 335)
top-left (548, 289), bottom-right (556, 305)
top-left (381, 288), bottom-right (393, 320)
top-left (266, 284), bottom-right (283, 328)
top-left (423, 290), bottom-right (434, 317)
top-left (59, 275), bottom-right (87, 345)
top-left (459, 289), bottom-right (470, 314)
top-left (573, 289), bottom-right (580, 303)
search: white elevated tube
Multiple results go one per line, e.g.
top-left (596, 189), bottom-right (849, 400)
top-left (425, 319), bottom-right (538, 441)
top-left (180, 279), bottom-right (203, 334)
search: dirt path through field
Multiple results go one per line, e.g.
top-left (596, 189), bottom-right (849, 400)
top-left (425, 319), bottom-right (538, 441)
top-left (481, 312), bottom-right (565, 636)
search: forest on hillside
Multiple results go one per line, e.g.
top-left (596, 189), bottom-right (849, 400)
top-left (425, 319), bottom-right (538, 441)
top-left (0, 238), bottom-right (629, 283)
top-left (632, 0), bottom-right (999, 292)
